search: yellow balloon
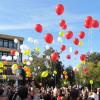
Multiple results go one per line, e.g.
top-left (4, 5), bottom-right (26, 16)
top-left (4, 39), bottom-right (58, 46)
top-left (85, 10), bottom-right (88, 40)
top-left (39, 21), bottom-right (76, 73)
top-left (59, 31), bottom-right (65, 37)
top-left (77, 64), bottom-right (81, 68)
top-left (41, 71), bottom-right (49, 77)
top-left (23, 59), bottom-right (27, 64)
top-left (64, 81), bottom-right (67, 85)
top-left (2, 75), bottom-right (7, 79)
top-left (12, 70), bottom-right (16, 74)
top-left (11, 64), bottom-right (18, 71)
top-left (23, 49), bottom-right (31, 56)
top-left (35, 47), bottom-right (40, 52)
top-left (0, 62), bottom-right (3, 68)
top-left (53, 70), bottom-right (57, 75)
top-left (3, 66), bottom-right (7, 70)
top-left (0, 69), bottom-right (3, 73)
top-left (63, 71), bottom-right (67, 75)
top-left (79, 41), bottom-right (84, 46)
top-left (90, 80), bottom-right (93, 84)
top-left (65, 75), bottom-right (68, 79)
top-left (81, 61), bottom-right (86, 64)
top-left (26, 72), bottom-right (31, 77)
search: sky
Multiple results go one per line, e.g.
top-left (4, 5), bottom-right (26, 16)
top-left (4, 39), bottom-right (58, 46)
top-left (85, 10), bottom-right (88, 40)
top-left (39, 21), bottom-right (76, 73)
top-left (0, 0), bottom-right (100, 67)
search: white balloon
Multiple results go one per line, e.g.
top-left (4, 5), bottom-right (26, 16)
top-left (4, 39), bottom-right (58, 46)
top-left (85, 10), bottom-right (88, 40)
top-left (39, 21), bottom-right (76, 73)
top-left (33, 39), bottom-right (39, 45)
top-left (61, 74), bottom-right (63, 78)
top-left (90, 49), bottom-right (93, 54)
top-left (34, 68), bottom-right (36, 71)
top-left (1, 55), bottom-right (7, 60)
top-left (73, 67), bottom-right (79, 71)
top-left (14, 38), bottom-right (18, 44)
top-left (15, 51), bottom-right (19, 56)
top-left (45, 45), bottom-right (50, 50)
top-left (13, 56), bottom-right (18, 60)
top-left (29, 57), bottom-right (33, 61)
top-left (26, 61), bottom-right (31, 66)
top-left (46, 56), bottom-right (50, 60)
top-left (38, 66), bottom-right (40, 69)
top-left (28, 37), bottom-right (33, 43)
top-left (69, 47), bottom-right (72, 53)
top-left (57, 37), bottom-right (63, 43)
top-left (6, 56), bottom-right (12, 61)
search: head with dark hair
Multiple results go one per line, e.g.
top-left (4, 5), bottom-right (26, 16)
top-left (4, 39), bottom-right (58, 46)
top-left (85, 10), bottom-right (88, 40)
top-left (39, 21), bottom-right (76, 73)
top-left (0, 88), bottom-right (4, 96)
top-left (93, 88), bottom-right (97, 93)
top-left (18, 86), bottom-right (28, 99)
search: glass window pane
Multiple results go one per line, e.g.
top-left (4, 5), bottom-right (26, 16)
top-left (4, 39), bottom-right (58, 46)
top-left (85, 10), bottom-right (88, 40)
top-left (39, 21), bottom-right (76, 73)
top-left (14, 43), bottom-right (17, 49)
top-left (2, 52), bottom-right (8, 56)
top-left (4, 40), bottom-right (8, 47)
top-left (0, 52), bottom-right (2, 60)
top-left (0, 39), bottom-right (3, 47)
top-left (9, 41), bottom-right (14, 48)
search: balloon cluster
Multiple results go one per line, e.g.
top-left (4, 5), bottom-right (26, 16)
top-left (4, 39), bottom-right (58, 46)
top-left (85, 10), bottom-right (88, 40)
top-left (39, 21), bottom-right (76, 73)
top-left (84, 16), bottom-right (99, 28)
top-left (31, 4), bottom-right (100, 65)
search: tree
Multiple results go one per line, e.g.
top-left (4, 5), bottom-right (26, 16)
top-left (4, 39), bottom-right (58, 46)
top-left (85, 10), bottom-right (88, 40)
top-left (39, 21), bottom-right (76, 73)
top-left (75, 52), bottom-right (100, 88)
top-left (30, 47), bottom-right (65, 87)
top-left (65, 65), bottom-right (75, 86)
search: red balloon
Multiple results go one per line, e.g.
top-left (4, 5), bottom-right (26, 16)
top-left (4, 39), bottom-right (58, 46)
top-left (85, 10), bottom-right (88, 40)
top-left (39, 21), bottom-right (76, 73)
top-left (59, 19), bottom-right (66, 27)
top-left (84, 22), bottom-right (91, 28)
top-left (85, 16), bottom-right (92, 23)
top-left (62, 24), bottom-right (67, 30)
top-left (56, 4), bottom-right (64, 15)
top-left (73, 38), bottom-right (79, 45)
top-left (83, 67), bottom-right (88, 74)
top-left (79, 31), bottom-right (85, 39)
top-left (65, 31), bottom-right (73, 39)
top-left (10, 50), bottom-right (16, 56)
top-left (84, 16), bottom-right (93, 28)
top-left (44, 33), bottom-right (53, 44)
top-left (91, 19), bottom-right (99, 28)
top-left (74, 50), bottom-right (78, 55)
top-left (80, 54), bottom-right (86, 61)
top-left (66, 54), bottom-right (71, 59)
top-left (35, 24), bottom-right (42, 33)
top-left (61, 45), bottom-right (66, 51)
top-left (51, 52), bottom-right (59, 62)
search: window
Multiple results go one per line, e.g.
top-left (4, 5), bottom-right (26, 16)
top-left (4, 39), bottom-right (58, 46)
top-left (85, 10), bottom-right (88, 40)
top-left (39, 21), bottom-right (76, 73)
top-left (20, 42), bottom-right (23, 45)
top-left (4, 40), bottom-right (8, 47)
top-left (14, 43), bottom-right (17, 49)
top-left (0, 39), bottom-right (3, 47)
top-left (9, 41), bottom-right (14, 48)
top-left (0, 52), bottom-right (2, 60)
top-left (2, 52), bottom-right (8, 56)
top-left (7, 52), bottom-right (10, 56)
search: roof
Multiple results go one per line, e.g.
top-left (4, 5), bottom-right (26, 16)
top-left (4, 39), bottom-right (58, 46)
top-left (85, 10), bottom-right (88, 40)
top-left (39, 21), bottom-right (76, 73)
top-left (0, 34), bottom-right (24, 42)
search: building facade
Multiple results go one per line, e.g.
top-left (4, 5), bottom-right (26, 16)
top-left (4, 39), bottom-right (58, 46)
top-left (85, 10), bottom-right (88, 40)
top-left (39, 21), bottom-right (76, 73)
top-left (0, 34), bottom-right (24, 75)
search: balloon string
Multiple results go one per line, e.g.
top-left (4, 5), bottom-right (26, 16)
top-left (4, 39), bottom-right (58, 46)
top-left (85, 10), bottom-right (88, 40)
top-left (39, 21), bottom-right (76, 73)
top-left (90, 28), bottom-right (92, 53)
top-left (91, 29), bottom-right (92, 52)
top-left (88, 28), bottom-right (92, 52)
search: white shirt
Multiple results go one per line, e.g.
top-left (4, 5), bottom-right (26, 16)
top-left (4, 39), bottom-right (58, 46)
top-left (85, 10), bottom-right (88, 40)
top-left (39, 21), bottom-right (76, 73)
top-left (90, 93), bottom-right (99, 100)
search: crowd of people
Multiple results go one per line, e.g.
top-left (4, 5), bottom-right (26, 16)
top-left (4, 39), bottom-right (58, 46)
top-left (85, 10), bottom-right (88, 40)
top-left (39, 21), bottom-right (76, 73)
top-left (0, 81), bottom-right (100, 100)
